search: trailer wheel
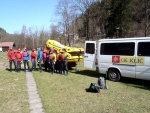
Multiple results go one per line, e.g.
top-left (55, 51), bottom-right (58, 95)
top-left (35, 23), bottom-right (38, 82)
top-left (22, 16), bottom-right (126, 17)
top-left (108, 69), bottom-right (121, 82)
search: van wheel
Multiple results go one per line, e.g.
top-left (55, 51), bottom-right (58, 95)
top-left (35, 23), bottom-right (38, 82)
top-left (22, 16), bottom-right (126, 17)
top-left (108, 69), bottom-right (121, 82)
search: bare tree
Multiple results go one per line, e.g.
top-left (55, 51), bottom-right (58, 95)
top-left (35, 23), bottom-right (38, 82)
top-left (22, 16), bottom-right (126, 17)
top-left (72, 0), bottom-right (97, 40)
top-left (20, 25), bottom-right (27, 48)
top-left (56, 0), bottom-right (76, 46)
top-left (50, 24), bottom-right (60, 40)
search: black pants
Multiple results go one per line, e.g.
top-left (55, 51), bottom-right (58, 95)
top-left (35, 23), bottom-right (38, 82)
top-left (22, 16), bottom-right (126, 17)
top-left (9, 60), bottom-right (16, 71)
top-left (23, 60), bottom-right (30, 71)
top-left (55, 60), bottom-right (61, 73)
top-left (49, 60), bottom-right (54, 74)
top-left (60, 60), bottom-right (68, 75)
top-left (38, 60), bottom-right (42, 72)
top-left (16, 61), bottom-right (21, 72)
top-left (43, 60), bottom-right (48, 71)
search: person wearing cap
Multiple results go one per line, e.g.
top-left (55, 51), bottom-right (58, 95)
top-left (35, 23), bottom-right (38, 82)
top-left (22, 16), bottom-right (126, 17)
top-left (15, 48), bottom-right (23, 73)
top-left (30, 48), bottom-right (37, 71)
top-left (22, 47), bottom-right (31, 72)
top-left (49, 48), bottom-right (56, 74)
top-left (7, 46), bottom-right (17, 72)
top-left (37, 48), bottom-right (43, 72)
top-left (42, 48), bottom-right (47, 71)
top-left (60, 48), bottom-right (71, 76)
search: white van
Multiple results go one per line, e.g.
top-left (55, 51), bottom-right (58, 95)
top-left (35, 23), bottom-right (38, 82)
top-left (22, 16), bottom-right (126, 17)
top-left (84, 37), bottom-right (150, 81)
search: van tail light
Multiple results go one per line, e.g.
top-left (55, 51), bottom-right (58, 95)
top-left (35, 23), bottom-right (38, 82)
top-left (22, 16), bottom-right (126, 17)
top-left (95, 58), bottom-right (98, 65)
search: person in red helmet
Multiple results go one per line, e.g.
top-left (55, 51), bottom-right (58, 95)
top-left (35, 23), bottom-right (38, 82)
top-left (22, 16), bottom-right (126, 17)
top-left (42, 48), bottom-right (47, 71)
top-left (30, 48), bottom-right (37, 71)
top-left (15, 48), bottom-right (23, 73)
top-left (7, 46), bottom-right (17, 72)
top-left (22, 47), bottom-right (30, 72)
top-left (49, 48), bottom-right (56, 74)
top-left (60, 48), bottom-right (71, 76)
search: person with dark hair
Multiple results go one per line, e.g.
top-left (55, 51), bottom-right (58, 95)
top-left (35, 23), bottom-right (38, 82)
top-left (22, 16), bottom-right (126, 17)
top-left (15, 48), bottom-right (23, 73)
top-left (22, 47), bottom-right (30, 72)
top-left (31, 48), bottom-right (37, 71)
top-left (7, 46), bottom-right (17, 72)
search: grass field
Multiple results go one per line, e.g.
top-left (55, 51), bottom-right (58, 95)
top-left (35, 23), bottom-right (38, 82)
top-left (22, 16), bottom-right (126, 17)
top-left (0, 52), bottom-right (150, 113)
top-left (0, 52), bottom-right (29, 113)
top-left (33, 61), bottom-right (150, 113)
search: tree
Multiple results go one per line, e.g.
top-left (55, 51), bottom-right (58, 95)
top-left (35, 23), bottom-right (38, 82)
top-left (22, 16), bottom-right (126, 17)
top-left (105, 0), bottom-right (133, 38)
top-left (73, 0), bottom-right (98, 40)
top-left (50, 25), bottom-right (59, 40)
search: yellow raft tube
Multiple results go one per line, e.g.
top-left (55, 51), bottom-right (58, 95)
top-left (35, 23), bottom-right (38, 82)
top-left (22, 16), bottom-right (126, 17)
top-left (46, 40), bottom-right (84, 64)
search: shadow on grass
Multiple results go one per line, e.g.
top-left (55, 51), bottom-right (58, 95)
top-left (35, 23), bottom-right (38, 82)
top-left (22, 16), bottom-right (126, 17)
top-left (71, 69), bottom-right (105, 78)
top-left (120, 77), bottom-right (150, 91)
top-left (72, 69), bottom-right (150, 91)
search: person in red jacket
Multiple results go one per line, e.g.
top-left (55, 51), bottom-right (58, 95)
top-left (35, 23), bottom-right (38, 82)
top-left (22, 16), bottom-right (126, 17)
top-left (15, 48), bottom-right (23, 73)
top-left (42, 48), bottom-right (47, 71)
top-left (7, 46), bottom-right (17, 72)
top-left (30, 48), bottom-right (37, 71)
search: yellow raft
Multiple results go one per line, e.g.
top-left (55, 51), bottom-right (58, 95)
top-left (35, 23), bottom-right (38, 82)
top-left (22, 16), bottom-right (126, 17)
top-left (46, 40), bottom-right (84, 64)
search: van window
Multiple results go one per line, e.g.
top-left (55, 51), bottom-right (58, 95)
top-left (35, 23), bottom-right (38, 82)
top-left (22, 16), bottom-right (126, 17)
top-left (100, 42), bottom-right (135, 56)
top-left (138, 42), bottom-right (150, 56)
top-left (86, 43), bottom-right (95, 54)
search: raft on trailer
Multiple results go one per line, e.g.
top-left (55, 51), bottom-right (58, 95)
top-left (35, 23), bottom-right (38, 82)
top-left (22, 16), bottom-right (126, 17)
top-left (46, 39), bottom-right (84, 67)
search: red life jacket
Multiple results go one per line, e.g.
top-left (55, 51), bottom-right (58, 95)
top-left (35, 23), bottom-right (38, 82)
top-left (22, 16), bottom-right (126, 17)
top-left (49, 54), bottom-right (54, 60)
top-left (8, 50), bottom-right (16, 60)
top-left (16, 53), bottom-right (22, 59)
top-left (31, 52), bottom-right (36, 60)
top-left (23, 52), bottom-right (28, 57)
top-left (61, 54), bottom-right (66, 60)
top-left (43, 52), bottom-right (47, 60)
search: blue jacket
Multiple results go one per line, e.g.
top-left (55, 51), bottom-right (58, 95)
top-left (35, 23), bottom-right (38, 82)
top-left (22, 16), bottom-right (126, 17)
top-left (22, 51), bottom-right (30, 60)
top-left (37, 51), bottom-right (43, 61)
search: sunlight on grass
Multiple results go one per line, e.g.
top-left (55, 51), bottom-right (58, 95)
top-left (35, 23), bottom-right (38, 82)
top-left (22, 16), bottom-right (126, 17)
top-left (33, 61), bottom-right (150, 113)
top-left (0, 70), bottom-right (29, 113)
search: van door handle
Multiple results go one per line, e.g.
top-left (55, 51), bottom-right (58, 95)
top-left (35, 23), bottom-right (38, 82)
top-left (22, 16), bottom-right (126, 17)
top-left (84, 56), bottom-right (88, 58)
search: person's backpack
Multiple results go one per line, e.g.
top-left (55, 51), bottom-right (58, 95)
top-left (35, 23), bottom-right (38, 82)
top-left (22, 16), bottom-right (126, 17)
top-left (88, 83), bottom-right (100, 93)
top-left (98, 76), bottom-right (107, 89)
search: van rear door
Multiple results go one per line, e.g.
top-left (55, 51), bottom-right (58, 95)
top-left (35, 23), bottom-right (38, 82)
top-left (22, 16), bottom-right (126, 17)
top-left (136, 40), bottom-right (150, 80)
top-left (84, 41), bottom-right (96, 68)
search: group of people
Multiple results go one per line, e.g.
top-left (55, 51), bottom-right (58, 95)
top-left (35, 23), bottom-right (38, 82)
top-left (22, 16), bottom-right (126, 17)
top-left (7, 46), bottom-right (70, 76)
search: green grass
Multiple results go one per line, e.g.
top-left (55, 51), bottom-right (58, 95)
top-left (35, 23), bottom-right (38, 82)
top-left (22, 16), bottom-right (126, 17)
top-left (0, 70), bottom-right (29, 113)
top-left (0, 52), bottom-right (29, 113)
top-left (33, 61), bottom-right (150, 113)
top-left (1, 51), bottom-right (150, 113)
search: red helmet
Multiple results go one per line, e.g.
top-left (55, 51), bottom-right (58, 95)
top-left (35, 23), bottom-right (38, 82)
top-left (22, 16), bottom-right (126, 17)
top-left (32, 48), bottom-right (35, 51)
top-left (43, 48), bottom-right (47, 52)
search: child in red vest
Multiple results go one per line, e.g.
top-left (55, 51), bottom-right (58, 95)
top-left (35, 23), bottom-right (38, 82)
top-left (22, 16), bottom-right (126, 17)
top-left (31, 48), bottom-right (37, 71)
top-left (15, 48), bottom-right (23, 73)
